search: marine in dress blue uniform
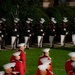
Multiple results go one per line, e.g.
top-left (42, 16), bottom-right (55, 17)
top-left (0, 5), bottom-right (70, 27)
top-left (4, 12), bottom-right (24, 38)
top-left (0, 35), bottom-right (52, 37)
top-left (59, 17), bottom-right (68, 47)
top-left (1, 18), bottom-right (7, 49)
top-left (0, 20), bottom-right (4, 50)
top-left (23, 20), bottom-right (32, 48)
top-left (47, 17), bottom-right (57, 48)
top-left (11, 18), bottom-right (20, 49)
top-left (36, 18), bottom-right (45, 48)
top-left (71, 18), bottom-right (75, 46)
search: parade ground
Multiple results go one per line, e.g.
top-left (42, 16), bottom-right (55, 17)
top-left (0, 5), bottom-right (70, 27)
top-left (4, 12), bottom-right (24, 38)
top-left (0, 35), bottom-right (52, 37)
top-left (0, 43), bottom-right (75, 75)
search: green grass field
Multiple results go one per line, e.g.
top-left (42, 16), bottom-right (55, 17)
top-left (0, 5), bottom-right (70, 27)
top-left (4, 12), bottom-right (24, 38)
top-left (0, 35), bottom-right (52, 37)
top-left (0, 47), bottom-right (75, 75)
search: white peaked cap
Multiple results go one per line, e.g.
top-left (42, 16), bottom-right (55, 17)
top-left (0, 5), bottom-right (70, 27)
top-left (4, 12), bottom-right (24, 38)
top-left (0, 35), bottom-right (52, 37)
top-left (0, 20), bottom-right (3, 23)
top-left (28, 18), bottom-right (33, 21)
top-left (13, 52), bottom-right (21, 57)
top-left (41, 18), bottom-right (45, 22)
top-left (3, 63), bottom-right (16, 69)
top-left (26, 20), bottom-right (30, 24)
top-left (30, 19), bottom-right (33, 21)
top-left (63, 17), bottom-right (68, 22)
top-left (12, 71), bottom-right (19, 74)
top-left (40, 20), bottom-right (44, 24)
top-left (63, 19), bottom-right (68, 22)
top-left (71, 62), bottom-right (75, 67)
top-left (15, 18), bottom-right (20, 21)
top-left (14, 20), bottom-right (18, 23)
top-left (51, 17), bottom-right (57, 24)
top-left (54, 20), bottom-right (57, 24)
top-left (51, 17), bottom-right (55, 22)
top-left (0, 71), bottom-right (4, 75)
top-left (43, 48), bottom-right (50, 52)
top-left (68, 52), bottom-right (75, 57)
top-left (1, 18), bottom-right (6, 21)
top-left (52, 20), bottom-right (57, 24)
top-left (38, 64), bottom-right (48, 70)
top-left (18, 43), bottom-right (25, 47)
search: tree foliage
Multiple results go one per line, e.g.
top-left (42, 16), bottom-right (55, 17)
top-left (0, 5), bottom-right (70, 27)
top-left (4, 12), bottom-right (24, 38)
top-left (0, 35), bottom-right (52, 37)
top-left (0, 0), bottom-right (49, 27)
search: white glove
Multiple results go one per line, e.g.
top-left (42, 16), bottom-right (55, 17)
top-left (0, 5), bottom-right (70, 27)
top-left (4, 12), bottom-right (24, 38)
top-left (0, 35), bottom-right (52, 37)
top-left (66, 32), bottom-right (68, 35)
top-left (43, 33), bottom-right (45, 36)
top-left (17, 35), bottom-right (19, 37)
top-left (1, 35), bottom-right (4, 37)
top-left (29, 34), bottom-right (31, 37)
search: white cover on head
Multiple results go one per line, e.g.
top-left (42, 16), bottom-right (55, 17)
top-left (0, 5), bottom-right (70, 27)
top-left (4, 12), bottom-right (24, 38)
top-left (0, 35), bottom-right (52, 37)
top-left (13, 52), bottom-right (21, 56)
top-left (52, 20), bottom-right (57, 24)
top-left (51, 17), bottom-right (55, 22)
top-left (0, 20), bottom-right (3, 23)
top-left (63, 17), bottom-right (68, 22)
top-left (41, 18), bottom-right (45, 23)
top-left (14, 20), bottom-right (18, 23)
top-left (3, 63), bottom-right (16, 69)
top-left (43, 48), bottom-right (50, 52)
top-left (38, 64), bottom-right (48, 70)
top-left (0, 71), bottom-right (4, 75)
top-left (1, 18), bottom-right (6, 21)
top-left (28, 18), bottom-right (33, 21)
top-left (63, 19), bottom-right (68, 22)
top-left (15, 18), bottom-right (20, 21)
top-left (40, 20), bottom-right (44, 24)
top-left (71, 62), bottom-right (75, 67)
top-left (26, 20), bottom-right (30, 24)
top-left (18, 43), bottom-right (25, 47)
top-left (51, 17), bottom-right (57, 24)
top-left (68, 52), bottom-right (75, 57)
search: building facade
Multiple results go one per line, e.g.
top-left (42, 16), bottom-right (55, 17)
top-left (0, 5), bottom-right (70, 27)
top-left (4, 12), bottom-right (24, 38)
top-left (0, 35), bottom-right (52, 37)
top-left (40, 0), bottom-right (75, 8)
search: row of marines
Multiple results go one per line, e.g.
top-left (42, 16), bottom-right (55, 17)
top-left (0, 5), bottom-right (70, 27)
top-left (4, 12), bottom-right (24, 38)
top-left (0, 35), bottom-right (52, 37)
top-left (0, 17), bottom-right (75, 50)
